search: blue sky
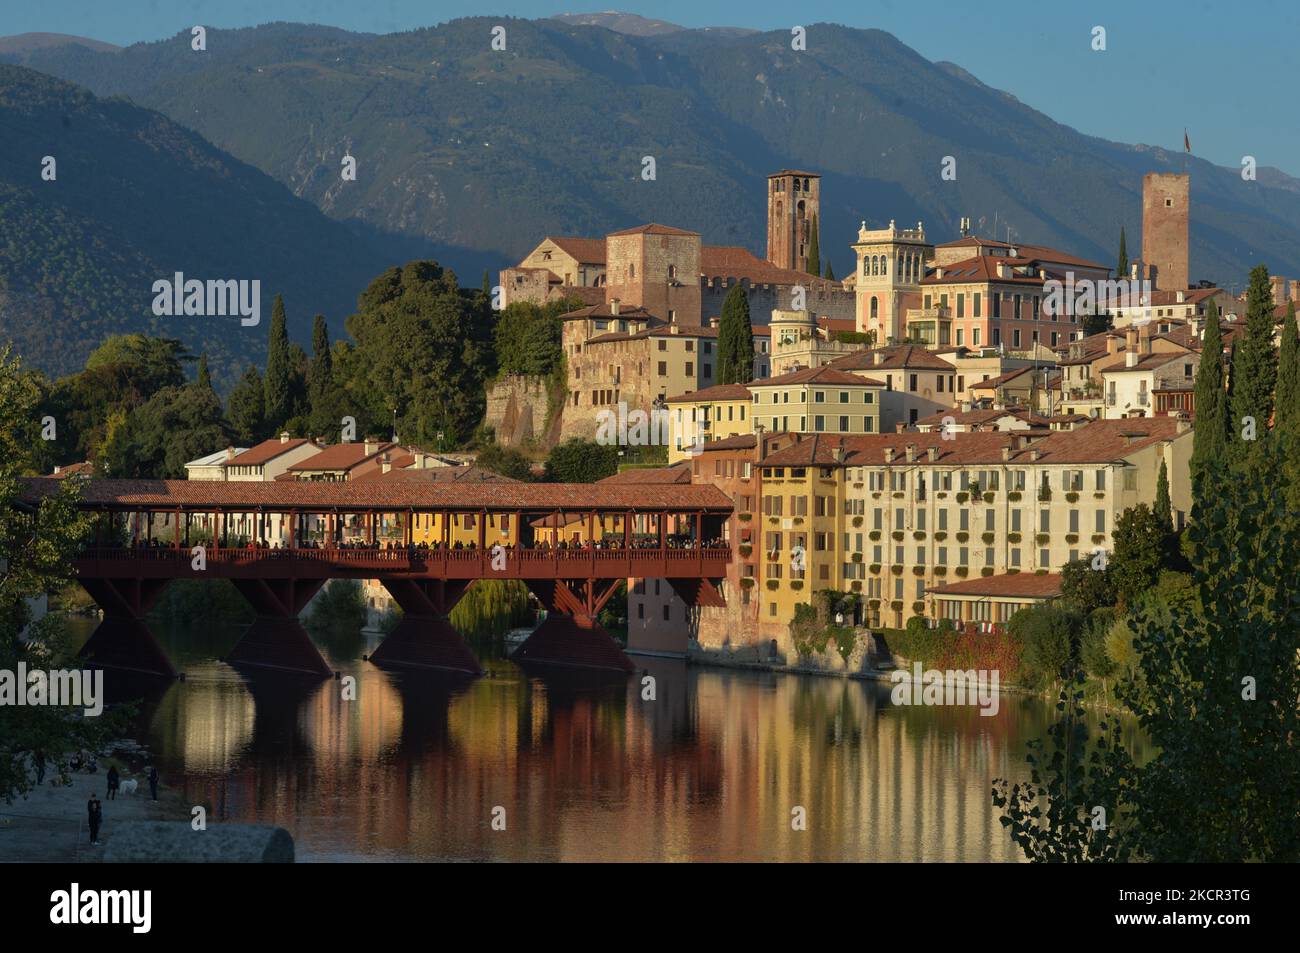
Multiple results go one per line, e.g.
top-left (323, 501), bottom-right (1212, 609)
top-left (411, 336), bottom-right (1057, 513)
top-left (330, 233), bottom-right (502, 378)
top-left (3, 0), bottom-right (1295, 176)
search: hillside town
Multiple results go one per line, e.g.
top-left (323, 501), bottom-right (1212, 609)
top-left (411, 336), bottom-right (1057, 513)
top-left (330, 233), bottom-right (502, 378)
top-left (69, 165), bottom-right (1290, 667)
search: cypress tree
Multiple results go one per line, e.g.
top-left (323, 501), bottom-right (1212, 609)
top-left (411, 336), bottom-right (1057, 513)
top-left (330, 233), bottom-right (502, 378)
top-left (716, 284), bottom-right (754, 385)
top-left (1154, 459), bottom-right (1172, 530)
top-left (1228, 265), bottom-right (1277, 451)
top-left (824, 260), bottom-right (835, 281)
top-left (1191, 300), bottom-right (1227, 491)
top-left (806, 212), bottom-right (821, 277)
top-left (263, 293), bottom-right (292, 431)
top-left (307, 314), bottom-right (335, 436)
top-left (1275, 300), bottom-right (1299, 438)
top-left (1116, 227), bottom-right (1128, 278)
top-left (196, 352), bottom-right (212, 391)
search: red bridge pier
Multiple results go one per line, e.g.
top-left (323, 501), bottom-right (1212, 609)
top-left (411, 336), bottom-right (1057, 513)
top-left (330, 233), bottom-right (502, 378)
top-left (512, 578), bottom-right (635, 673)
top-left (77, 577), bottom-right (177, 678)
top-left (368, 579), bottom-right (482, 675)
top-left (224, 577), bottom-right (333, 677)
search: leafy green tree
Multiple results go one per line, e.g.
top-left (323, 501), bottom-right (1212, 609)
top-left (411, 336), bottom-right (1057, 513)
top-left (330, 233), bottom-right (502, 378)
top-left (100, 383), bottom-right (230, 478)
top-left (1, 347), bottom-right (126, 802)
top-left (1121, 448), bottom-right (1300, 861)
top-left (342, 261), bottom-right (490, 448)
top-left (543, 438), bottom-right (619, 483)
top-left (226, 367), bottom-right (266, 444)
top-left (1275, 301), bottom-right (1300, 441)
top-left (196, 352), bottom-right (213, 391)
top-left (993, 672), bottom-right (1137, 862)
top-left (475, 443), bottom-right (534, 481)
top-left (1109, 504), bottom-right (1164, 610)
top-left (806, 212), bottom-right (820, 276)
top-left (1009, 604), bottom-right (1078, 686)
top-left (1228, 264), bottom-right (1277, 454)
top-left (1116, 226), bottom-right (1128, 278)
top-left (263, 293), bottom-right (292, 430)
top-left (493, 299), bottom-right (570, 378)
top-left (1059, 556), bottom-right (1114, 615)
top-left (1191, 299), bottom-right (1227, 497)
top-left (715, 284), bottom-right (754, 385)
top-left (1153, 459), bottom-right (1172, 531)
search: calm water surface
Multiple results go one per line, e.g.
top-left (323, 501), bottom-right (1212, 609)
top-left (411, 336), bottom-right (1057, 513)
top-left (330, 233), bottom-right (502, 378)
top-left (71, 616), bottom-right (1142, 862)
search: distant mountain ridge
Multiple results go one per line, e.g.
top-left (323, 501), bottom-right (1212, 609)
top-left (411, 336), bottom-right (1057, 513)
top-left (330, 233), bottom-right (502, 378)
top-left (3, 16), bottom-right (1299, 351)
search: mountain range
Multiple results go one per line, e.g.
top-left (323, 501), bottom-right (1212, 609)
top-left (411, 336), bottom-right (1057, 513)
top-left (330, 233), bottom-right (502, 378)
top-left (3, 14), bottom-right (1300, 384)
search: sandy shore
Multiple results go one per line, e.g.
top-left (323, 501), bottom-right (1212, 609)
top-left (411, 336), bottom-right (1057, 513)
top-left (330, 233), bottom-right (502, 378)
top-left (1, 763), bottom-right (186, 863)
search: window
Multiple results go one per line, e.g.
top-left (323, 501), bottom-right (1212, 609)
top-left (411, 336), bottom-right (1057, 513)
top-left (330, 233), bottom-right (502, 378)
top-left (1095, 510), bottom-right (1106, 533)
top-left (658, 362), bottom-right (667, 376)
top-left (1040, 509), bottom-right (1050, 532)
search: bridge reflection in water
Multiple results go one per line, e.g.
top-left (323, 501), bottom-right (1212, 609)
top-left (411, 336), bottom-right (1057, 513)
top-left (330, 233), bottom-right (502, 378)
top-left (108, 621), bottom-right (1081, 862)
top-left (20, 477), bottom-right (733, 678)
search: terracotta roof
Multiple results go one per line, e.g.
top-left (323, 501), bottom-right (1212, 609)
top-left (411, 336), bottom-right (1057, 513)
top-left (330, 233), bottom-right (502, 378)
top-left (1004, 417), bottom-right (1187, 464)
top-left (768, 169), bottom-right (821, 178)
top-left (664, 383), bottom-right (753, 404)
top-left (700, 245), bottom-right (838, 288)
top-left (828, 345), bottom-right (956, 372)
top-left (1100, 352), bottom-right (1190, 374)
top-left (597, 464), bottom-right (693, 485)
top-left (698, 434), bottom-right (758, 451)
top-left (288, 442), bottom-right (397, 472)
top-left (18, 477), bottom-right (734, 513)
top-left (748, 365), bottom-right (884, 388)
top-left (545, 236), bottom-right (607, 263)
top-left (914, 407), bottom-right (1043, 428)
top-left (969, 366), bottom-right (1040, 389)
top-left (559, 303), bottom-right (656, 322)
top-left (759, 431), bottom-right (1018, 468)
top-left (608, 223), bottom-right (699, 237)
top-left (934, 237), bottom-right (1108, 271)
top-left (225, 437), bottom-right (318, 468)
top-left (50, 461), bottom-right (94, 478)
top-left (353, 465), bottom-right (519, 484)
top-left (587, 323), bottom-right (718, 344)
top-left (927, 572), bottom-right (1063, 599)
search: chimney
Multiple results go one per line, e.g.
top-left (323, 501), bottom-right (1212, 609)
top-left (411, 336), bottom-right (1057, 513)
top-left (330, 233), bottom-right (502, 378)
top-left (1176, 290), bottom-right (1186, 304)
top-left (610, 299), bottom-right (620, 316)
top-left (1126, 348), bottom-right (1140, 368)
top-left (709, 317), bottom-right (719, 329)
top-left (280, 431), bottom-right (291, 444)
top-left (364, 438), bottom-right (380, 456)
top-left (927, 446), bottom-right (938, 462)
top-left (935, 266), bottom-right (945, 280)
top-left (873, 352), bottom-right (885, 365)
top-left (997, 263), bottom-right (1009, 279)
top-left (1175, 414), bottom-right (1191, 435)
top-left (381, 452), bottom-right (392, 474)
top-left (53, 465), bottom-right (62, 475)
top-left (884, 447), bottom-right (895, 464)
top-left (1130, 261), bottom-right (1141, 281)
top-left (831, 446), bottom-right (845, 463)
top-left (1029, 448), bottom-right (1040, 462)
top-left (1001, 446), bottom-right (1011, 462)
top-left (225, 446), bottom-right (236, 461)
top-left (895, 422), bottom-right (906, 434)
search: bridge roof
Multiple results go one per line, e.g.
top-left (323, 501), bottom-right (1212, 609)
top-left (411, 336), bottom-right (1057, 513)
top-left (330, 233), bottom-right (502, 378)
top-left (19, 477), bottom-right (733, 514)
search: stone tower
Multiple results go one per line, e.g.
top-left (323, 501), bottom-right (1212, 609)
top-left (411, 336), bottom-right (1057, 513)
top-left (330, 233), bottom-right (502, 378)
top-left (603, 223), bottom-right (702, 324)
top-left (1142, 173), bottom-right (1189, 291)
top-left (767, 170), bottom-right (820, 273)
top-left (852, 220), bottom-right (932, 345)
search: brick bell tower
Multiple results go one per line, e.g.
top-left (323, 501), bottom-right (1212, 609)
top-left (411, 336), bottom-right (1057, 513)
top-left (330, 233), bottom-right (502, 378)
top-left (1142, 173), bottom-right (1190, 291)
top-left (767, 170), bottom-right (820, 272)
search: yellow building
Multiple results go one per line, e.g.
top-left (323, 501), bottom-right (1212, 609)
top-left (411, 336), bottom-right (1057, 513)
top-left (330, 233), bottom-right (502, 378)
top-left (748, 365), bottom-right (884, 436)
top-left (664, 383), bottom-right (754, 463)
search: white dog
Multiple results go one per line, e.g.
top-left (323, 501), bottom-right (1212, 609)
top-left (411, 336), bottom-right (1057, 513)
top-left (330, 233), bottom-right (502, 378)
top-left (119, 779), bottom-right (138, 796)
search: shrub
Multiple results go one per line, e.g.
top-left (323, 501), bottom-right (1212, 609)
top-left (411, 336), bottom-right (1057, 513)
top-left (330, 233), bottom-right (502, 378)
top-left (955, 567), bottom-right (969, 577)
top-left (912, 566), bottom-right (925, 576)
top-left (790, 580), bottom-right (804, 591)
top-left (913, 531), bottom-right (926, 540)
top-left (934, 531), bottom-right (948, 541)
top-left (956, 531), bottom-right (970, 542)
top-left (892, 531), bottom-right (905, 541)
top-left (1008, 604), bottom-right (1080, 687)
top-left (890, 565), bottom-right (903, 575)
top-left (1008, 532), bottom-right (1022, 543)
top-left (1008, 491), bottom-right (1022, 501)
top-left (869, 563), bottom-right (882, 573)
top-left (766, 579), bottom-right (779, 591)
top-left (956, 491), bottom-right (969, 503)
top-left (983, 492), bottom-right (995, 503)
top-left (869, 530), bottom-right (881, 541)
top-left (1066, 492), bottom-right (1079, 503)
top-left (911, 601), bottom-right (926, 615)
top-left (851, 552), bottom-right (863, 563)
top-left (981, 532), bottom-right (995, 544)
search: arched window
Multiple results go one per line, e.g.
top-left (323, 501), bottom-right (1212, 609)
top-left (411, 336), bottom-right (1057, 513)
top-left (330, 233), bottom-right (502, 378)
top-left (863, 257), bottom-right (870, 276)
top-left (897, 253), bottom-right (904, 277)
top-left (871, 297), bottom-right (879, 320)
top-left (871, 256), bottom-right (879, 276)
top-left (881, 256), bottom-right (887, 277)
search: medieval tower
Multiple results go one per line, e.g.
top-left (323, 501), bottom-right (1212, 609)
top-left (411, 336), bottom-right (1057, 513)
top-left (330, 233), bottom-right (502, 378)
top-left (767, 170), bottom-right (820, 272)
top-left (1142, 173), bottom-right (1190, 291)
top-left (852, 220), bottom-right (932, 344)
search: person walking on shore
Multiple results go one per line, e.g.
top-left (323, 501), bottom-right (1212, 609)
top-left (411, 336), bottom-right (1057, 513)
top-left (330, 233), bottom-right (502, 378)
top-left (106, 766), bottom-right (119, 800)
top-left (147, 766), bottom-right (159, 801)
top-left (87, 794), bottom-right (102, 846)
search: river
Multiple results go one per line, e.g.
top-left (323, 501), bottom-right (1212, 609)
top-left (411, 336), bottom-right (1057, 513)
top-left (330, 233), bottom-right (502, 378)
top-left (67, 614), bottom-right (1145, 862)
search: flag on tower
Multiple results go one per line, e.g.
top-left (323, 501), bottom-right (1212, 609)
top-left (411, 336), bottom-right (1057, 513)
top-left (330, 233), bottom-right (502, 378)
top-left (1184, 129), bottom-right (1191, 153)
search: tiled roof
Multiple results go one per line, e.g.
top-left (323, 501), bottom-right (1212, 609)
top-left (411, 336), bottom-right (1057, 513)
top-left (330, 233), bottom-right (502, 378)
top-left (969, 366), bottom-right (1039, 389)
top-left (748, 365), bottom-right (884, 388)
top-left (698, 434), bottom-right (759, 451)
top-left (935, 237), bottom-right (1108, 271)
top-left (287, 442), bottom-right (397, 472)
top-left (768, 169), bottom-right (821, 178)
top-left (18, 477), bottom-right (734, 513)
top-left (913, 407), bottom-right (1043, 428)
top-left (1003, 417), bottom-right (1187, 464)
top-left (597, 464), bottom-right (693, 485)
top-left (664, 383), bottom-right (753, 403)
top-left (1100, 352), bottom-right (1189, 374)
top-left (225, 437), bottom-right (318, 468)
top-left (559, 303), bottom-right (656, 321)
top-left (586, 323), bottom-right (718, 344)
top-left (700, 245), bottom-right (837, 288)
top-left (50, 461), bottom-right (94, 478)
top-left (608, 223), bottom-right (700, 237)
top-left (828, 345), bottom-right (956, 372)
top-left (927, 572), bottom-right (1063, 599)
top-left (545, 236), bottom-right (607, 263)
top-left (759, 431), bottom-right (1018, 468)
top-left (353, 465), bottom-right (519, 484)
top-left (185, 449), bottom-right (246, 469)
